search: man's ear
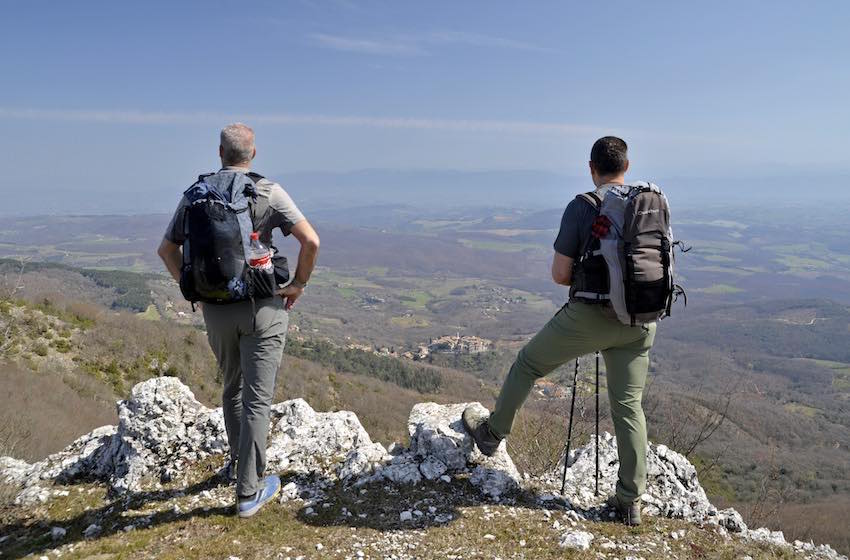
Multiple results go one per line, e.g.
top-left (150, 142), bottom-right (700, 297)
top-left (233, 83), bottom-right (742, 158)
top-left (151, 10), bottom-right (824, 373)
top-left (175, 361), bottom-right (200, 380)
top-left (251, 147), bottom-right (257, 161)
top-left (219, 145), bottom-right (224, 158)
top-left (623, 159), bottom-right (630, 173)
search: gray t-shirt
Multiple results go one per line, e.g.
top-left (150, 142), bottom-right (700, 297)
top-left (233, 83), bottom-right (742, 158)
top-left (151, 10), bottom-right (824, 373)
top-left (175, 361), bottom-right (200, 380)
top-left (553, 197), bottom-right (597, 259)
top-left (553, 185), bottom-right (612, 258)
top-left (164, 169), bottom-right (305, 246)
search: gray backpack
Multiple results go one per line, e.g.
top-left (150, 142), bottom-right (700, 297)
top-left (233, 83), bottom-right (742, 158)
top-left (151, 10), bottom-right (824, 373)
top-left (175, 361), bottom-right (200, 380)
top-left (570, 182), bottom-right (686, 325)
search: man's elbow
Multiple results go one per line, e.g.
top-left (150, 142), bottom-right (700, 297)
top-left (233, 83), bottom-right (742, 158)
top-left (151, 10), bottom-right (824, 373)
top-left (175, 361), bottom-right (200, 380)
top-left (552, 272), bottom-right (572, 286)
top-left (305, 234), bottom-right (320, 253)
top-left (157, 239), bottom-right (177, 261)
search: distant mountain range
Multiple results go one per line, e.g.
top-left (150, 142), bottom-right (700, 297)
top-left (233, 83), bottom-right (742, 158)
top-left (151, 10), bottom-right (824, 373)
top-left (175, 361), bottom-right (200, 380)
top-left (5, 168), bottom-right (850, 216)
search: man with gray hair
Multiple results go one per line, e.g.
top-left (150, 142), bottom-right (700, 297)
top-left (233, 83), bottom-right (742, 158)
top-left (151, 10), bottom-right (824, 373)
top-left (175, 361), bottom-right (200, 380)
top-left (158, 123), bottom-right (320, 518)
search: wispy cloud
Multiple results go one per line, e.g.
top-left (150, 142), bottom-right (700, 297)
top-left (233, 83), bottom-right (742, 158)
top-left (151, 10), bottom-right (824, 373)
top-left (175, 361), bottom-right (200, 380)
top-left (307, 30), bottom-right (555, 56)
top-left (308, 33), bottom-right (426, 56)
top-left (0, 107), bottom-right (597, 136)
top-left (424, 31), bottom-right (556, 53)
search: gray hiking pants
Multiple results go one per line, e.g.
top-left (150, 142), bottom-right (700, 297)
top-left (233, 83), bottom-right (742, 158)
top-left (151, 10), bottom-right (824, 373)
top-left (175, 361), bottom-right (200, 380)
top-left (202, 297), bottom-right (288, 498)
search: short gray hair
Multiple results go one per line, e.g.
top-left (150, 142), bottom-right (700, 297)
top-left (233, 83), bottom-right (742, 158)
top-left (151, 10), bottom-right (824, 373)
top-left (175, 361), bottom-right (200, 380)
top-left (220, 123), bottom-right (255, 166)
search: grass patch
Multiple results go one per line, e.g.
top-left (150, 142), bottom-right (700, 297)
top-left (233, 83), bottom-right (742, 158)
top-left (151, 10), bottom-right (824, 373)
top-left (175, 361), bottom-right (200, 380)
top-left (458, 238), bottom-right (540, 252)
top-left (399, 290), bottom-right (432, 310)
top-left (690, 240), bottom-right (748, 254)
top-left (775, 255), bottom-right (831, 271)
top-left (783, 402), bottom-right (819, 418)
top-left (692, 266), bottom-right (754, 276)
top-left (694, 284), bottom-right (745, 295)
top-left (796, 359), bottom-right (850, 392)
top-left (137, 305), bottom-right (161, 321)
top-left (366, 266), bottom-right (388, 276)
top-left (336, 286), bottom-right (358, 300)
top-left (390, 315), bottom-right (430, 328)
top-left (702, 254), bottom-right (742, 263)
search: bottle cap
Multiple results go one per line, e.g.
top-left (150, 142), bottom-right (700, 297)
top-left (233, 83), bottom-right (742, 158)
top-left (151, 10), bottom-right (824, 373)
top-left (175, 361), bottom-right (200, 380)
top-left (250, 232), bottom-right (259, 240)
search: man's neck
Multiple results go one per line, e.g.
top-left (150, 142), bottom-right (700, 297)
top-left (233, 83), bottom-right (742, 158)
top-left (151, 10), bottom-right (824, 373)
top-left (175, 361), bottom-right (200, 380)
top-left (221, 163), bottom-right (251, 171)
top-left (595, 175), bottom-right (626, 188)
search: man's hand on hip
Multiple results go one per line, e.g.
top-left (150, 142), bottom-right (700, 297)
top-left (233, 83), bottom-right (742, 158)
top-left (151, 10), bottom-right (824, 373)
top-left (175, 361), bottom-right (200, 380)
top-left (277, 284), bottom-right (304, 310)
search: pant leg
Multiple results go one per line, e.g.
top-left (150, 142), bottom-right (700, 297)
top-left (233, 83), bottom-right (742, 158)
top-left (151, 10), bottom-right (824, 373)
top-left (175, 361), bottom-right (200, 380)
top-left (488, 303), bottom-right (617, 438)
top-left (202, 304), bottom-right (245, 466)
top-left (601, 322), bottom-right (657, 504)
top-left (236, 298), bottom-right (289, 498)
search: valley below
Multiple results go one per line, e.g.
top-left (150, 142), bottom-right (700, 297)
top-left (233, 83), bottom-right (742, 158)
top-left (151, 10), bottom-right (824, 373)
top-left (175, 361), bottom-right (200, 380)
top-left (1, 201), bottom-right (850, 555)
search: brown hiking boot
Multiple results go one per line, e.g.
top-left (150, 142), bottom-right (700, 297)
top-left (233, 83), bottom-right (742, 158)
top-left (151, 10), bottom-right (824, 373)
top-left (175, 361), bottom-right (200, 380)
top-left (607, 494), bottom-right (641, 526)
top-left (461, 406), bottom-right (503, 457)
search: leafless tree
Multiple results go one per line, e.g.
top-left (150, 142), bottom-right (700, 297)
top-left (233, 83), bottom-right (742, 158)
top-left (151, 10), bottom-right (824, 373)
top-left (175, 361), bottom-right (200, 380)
top-left (742, 445), bottom-right (798, 529)
top-left (508, 376), bottom-right (595, 477)
top-left (0, 420), bottom-right (30, 505)
top-left (0, 257), bottom-right (28, 357)
top-left (644, 375), bottom-right (739, 459)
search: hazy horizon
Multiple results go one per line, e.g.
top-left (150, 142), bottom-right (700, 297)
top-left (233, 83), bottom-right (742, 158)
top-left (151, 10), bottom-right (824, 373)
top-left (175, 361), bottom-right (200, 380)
top-left (2, 1), bottom-right (849, 218)
top-left (3, 167), bottom-right (849, 217)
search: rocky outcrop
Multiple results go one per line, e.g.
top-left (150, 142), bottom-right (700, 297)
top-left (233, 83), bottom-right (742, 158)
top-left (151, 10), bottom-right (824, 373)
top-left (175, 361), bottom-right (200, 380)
top-left (0, 377), bottom-right (846, 560)
top-left (366, 402), bottom-right (520, 498)
top-left (0, 378), bottom-right (520, 503)
top-left (0, 378), bottom-right (389, 500)
top-left (541, 432), bottom-right (744, 530)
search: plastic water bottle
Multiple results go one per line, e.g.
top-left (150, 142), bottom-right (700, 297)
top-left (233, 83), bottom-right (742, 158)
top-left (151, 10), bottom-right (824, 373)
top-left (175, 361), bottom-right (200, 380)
top-left (247, 232), bottom-right (273, 271)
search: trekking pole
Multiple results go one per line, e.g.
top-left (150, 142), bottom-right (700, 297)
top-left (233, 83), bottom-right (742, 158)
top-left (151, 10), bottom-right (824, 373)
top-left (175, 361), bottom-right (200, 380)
top-left (560, 357), bottom-right (580, 495)
top-left (595, 350), bottom-right (600, 496)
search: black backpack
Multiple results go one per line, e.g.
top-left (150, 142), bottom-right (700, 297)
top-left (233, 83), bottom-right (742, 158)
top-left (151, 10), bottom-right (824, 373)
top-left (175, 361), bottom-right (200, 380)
top-left (179, 171), bottom-right (288, 305)
top-left (570, 182), bottom-right (687, 325)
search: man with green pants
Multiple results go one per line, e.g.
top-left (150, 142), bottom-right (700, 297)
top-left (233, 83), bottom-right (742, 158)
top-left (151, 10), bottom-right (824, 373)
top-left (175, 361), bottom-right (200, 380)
top-left (463, 137), bottom-right (655, 525)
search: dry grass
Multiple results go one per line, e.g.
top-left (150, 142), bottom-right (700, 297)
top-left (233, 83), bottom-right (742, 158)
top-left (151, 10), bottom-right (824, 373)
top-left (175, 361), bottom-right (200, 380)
top-left (0, 463), bottom-right (804, 560)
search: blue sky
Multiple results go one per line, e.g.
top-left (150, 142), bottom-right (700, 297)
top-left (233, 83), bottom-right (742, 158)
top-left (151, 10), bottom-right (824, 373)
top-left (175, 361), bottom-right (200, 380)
top-left (1, 0), bottom-right (849, 213)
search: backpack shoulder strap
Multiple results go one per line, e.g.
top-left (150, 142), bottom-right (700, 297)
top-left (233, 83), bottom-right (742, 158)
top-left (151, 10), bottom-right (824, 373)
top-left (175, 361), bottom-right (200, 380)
top-left (244, 173), bottom-right (271, 229)
top-left (576, 191), bottom-right (602, 210)
top-left (574, 192), bottom-right (604, 262)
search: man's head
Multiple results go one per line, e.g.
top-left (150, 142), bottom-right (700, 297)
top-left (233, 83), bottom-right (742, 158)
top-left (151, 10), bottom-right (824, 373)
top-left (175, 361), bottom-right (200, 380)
top-left (220, 123), bottom-right (256, 167)
top-left (589, 136), bottom-right (629, 186)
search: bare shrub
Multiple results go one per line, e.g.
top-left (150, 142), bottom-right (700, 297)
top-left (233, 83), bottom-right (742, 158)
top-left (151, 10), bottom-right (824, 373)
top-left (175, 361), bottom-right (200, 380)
top-left (509, 377), bottom-right (595, 478)
top-left (740, 446), bottom-right (799, 530)
top-left (0, 417), bottom-right (30, 506)
top-left (0, 257), bottom-right (28, 357)
top-left (644, 376), bottom-right (737, 462)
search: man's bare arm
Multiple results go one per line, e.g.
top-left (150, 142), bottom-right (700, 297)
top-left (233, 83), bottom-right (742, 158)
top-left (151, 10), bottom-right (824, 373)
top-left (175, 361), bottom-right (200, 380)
top-left (278, 220), bottom-right (320, 310)
top-left (551, 252), bottom-right (574, 286)
top-left (158, 238), bottom-right (182, 283)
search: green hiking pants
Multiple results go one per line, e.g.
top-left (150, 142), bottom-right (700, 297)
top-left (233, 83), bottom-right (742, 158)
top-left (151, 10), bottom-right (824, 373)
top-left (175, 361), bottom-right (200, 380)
top-left (202, 297), bottom-right (288, 498)
top-left (489, 301), bottom-right (656, 504)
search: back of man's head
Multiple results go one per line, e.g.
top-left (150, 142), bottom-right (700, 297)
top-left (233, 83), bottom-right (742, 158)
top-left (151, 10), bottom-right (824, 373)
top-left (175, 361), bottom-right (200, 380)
top-left (220, 123), bottom-right (255, 166)
top-left (590, 136), bottom-right (628, 177)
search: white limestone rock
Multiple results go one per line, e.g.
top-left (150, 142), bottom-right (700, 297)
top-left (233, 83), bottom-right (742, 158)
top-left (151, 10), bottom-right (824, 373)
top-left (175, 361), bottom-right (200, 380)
top-left (717, 507), bottom-right (747, 533)
top-left (404, 402), bottom-right (520, 497)
top-left (418, 456), bottom-right (448, 481)
top-left (559, 529), bottom-right (594, 550)
top-left (339, 442), bottom-right (391, 481)
top-left (746, 527), bottom-right (790, 548)
top-left (0, 377), bottom-right (387, 501)
top-left (377, 455), bottom-right (423, 486)
top-left (266, 398), bottom-right (386, 480)
top-left (553, 433), bottom-right (717, 521)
